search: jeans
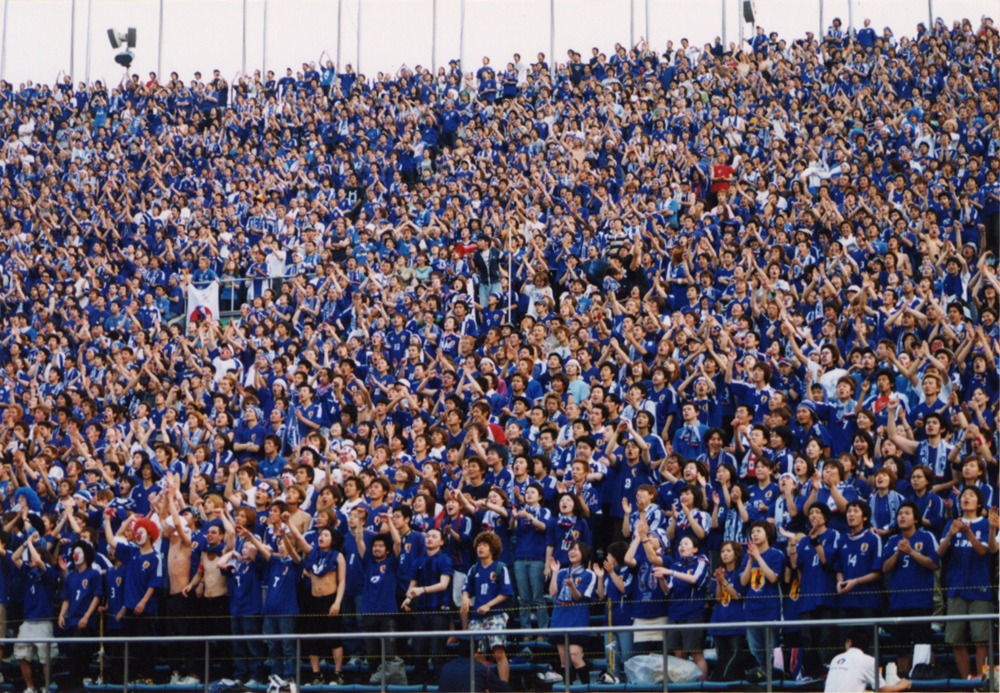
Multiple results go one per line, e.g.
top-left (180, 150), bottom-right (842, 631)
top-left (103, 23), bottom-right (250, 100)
top-left (514, 559), bottom-right (548, 630)
top-left (746, 626), bottom-right (772, 670)
top-left (263, 616), bottom-right (297, 680)
top-left (412, 611), bottom-right (451, 681)
top-left (478, 281), bottom-right (501, 309)
top-left (801, 606), bottom-right (837, 677)
top-left (342, 594), bottom-right (364, 656)
top-left (232, 615), bottom-right (265, 682)
top-left (610, 629), bottom-right (634, 680)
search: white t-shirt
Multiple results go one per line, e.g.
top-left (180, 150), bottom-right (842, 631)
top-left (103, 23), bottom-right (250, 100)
top-left (824, 648), bottom-right (885, 693)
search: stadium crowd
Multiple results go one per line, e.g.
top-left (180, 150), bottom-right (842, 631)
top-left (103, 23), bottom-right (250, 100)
top-left (0, 11), bottom-right (996, 692)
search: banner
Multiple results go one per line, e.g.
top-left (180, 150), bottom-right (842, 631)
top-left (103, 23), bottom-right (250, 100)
top-left (186, 281), bottom-right (219, 333)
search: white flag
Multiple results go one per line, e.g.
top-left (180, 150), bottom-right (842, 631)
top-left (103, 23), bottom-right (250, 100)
top-left (186, 281), bottom-right (220, 332)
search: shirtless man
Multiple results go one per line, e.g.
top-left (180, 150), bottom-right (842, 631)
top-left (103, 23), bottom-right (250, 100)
top-left (184, 514), bottom-right (235, 679)
top-left (160, 475), bottom-right (200, 685)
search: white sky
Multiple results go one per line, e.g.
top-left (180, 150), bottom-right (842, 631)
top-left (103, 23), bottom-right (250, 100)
top-left (0, 0), bottom-right (995, 87)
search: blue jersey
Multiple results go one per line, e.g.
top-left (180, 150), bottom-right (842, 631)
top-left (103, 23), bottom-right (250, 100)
top-left (116, 541), bottom-right (162, 613)
top-left (740, 546), bottom-right (783, 621)
top-left (833, 529), bottom-right (884, 610)
top-left (22, 562), bottom-right (56, 621)
top-left (512, 505), bottom-right (551, 560)
top-left (361, 552), bottom-right (399, 615)
top-left (883, 530), bottom-right (939, 611)
top-left (707, 566), bottom-right (745, 636)
top-left (104, 564), bottom-right (127, 630)
top-left (463, 559), bottom-right (513, 619)
top-left (603, 566), bottom-right (634, 626)
top-left (795, 528), bottom-right (840, 612)
top-left (550, 566), bottom-right (596, 628)
top-left (411, 551), bottom-right (454, 611)
top-left (665, 554), bottom-right (709, 622)
top-left (941, 518), bottom-right (993, 602)
top-left (224, 556), bottom-right (265, 616)
top-left (396, 530), bottom-right (426, 587)
top-left (263, 555), bottom-right (302, 616)
top-left (342, 529), bottom-right (372, 597)
top-left (547, 515), bottom-right (591, 567)
top-left (631, 548), bottom-right (670, 620)
top-left (61, 567), bottom-right (104, 628)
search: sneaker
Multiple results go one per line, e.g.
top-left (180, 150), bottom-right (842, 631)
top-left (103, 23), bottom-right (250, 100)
top-left (177, 676), bottom-right (200, 685)
top-left (536, 670), bottom-right (563, 683)
top-left (308, 673), bottom-right (325, 687)
top-left (599, 671), bottom-right (620, 684)
top-left (170, 674), bottom-right (181, 685)
top-left (368, 665), bottom-right (383, 684)
top-left (245, 679), bottom-right (261, 688)
top-left (328, 672), bottom-right (344, 686)
top-left (347, 657), bottom-right (363, 668)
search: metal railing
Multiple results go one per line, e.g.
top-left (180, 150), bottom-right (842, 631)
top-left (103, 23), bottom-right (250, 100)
top-left (2, 613), bottom-right (996, 693)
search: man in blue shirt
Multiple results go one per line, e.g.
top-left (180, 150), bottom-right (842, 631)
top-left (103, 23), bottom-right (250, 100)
top-left (9, 534), bottom-right (57, 693)
top-left (672, 402), bottom-right (708, 460)
top-left (355, 510), bottom-right (402, 680)
top-left (58, 540), bottom-right (103, 689)
top-left (834, 501), bottom-right (884, 631)
top-left (881, 502), bottom-right (939, 676)
top-left (461, 532), bottom-right (514, 683)
top-left (790, 503), bottom-right (841, 679)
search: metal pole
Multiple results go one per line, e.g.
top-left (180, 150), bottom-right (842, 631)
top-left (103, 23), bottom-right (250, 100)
top-left (819, 0), bottom-right (824, 44)
top-left (263, 0), bottom-right (268, 76)
top-left (765, 626), bottom-right (773, 693)
top-left (721, 0), bottom-right (726, 49)
top-left (662, 635), bottom-right (669, 693)
top-left (336, 0), bottom-right (343, 70)
top-left (204, 641), bottom-right (210, 693)
top-left (241, 0), bottom-right (247, 75)
top-left (847, 0), bottom-right (853, 40)
top-left (988, 624), bottom-right (994, 691)
top-left (123, 641), bottom-right (129, 693)
top-left (630, 0), bottom-right (634, 49)
top-left (45, 642), bottom-right (52, 692)
top-left (549, 0), bottom-right (554, 73)
top-left (563, 632), bottom-right (571, 692)
top-left (379, 637), bottom-right (386, 693)
top-left (356, 0), bottom-right (361, 76)
top-left (85, 0), bottom-right (92, 84)
top-left (644, 0), bottom-right (649, 48)
top-left (873, 622), bottom-right (880, 690)
top-left (926, 0), bottom-right (933, 29)
top-left (70, 0), bottom-right (76, 85)
top-left (0, 0), bottom-right (7, 82)
top-left (295, 638), bottom-right (302, 693)
top-left (431, 0), bottom-right (437, 75)
top-left (469, 632), bottom-right (475, 692)
top-left (157, 0), bottom-right (164, 79)
top-left (459, 0), bottom-right (465, 75)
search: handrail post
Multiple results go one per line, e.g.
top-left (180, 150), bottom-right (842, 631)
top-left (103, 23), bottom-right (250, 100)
top-left (45, 642), bottom-right (51, 691)
top-left (469, 629), bottom-right (475, 691)
top-left (765, 626), bottom-right (772, 692)
top-left (873, 622), bottom-right (880, 688)
top-left (988, 620), bottom-right (995, 691)
top-left (123, 640), bottom-right (129, 693)
top-left (295, 638), bottom-right (302, 693)
top-left (380, 636), bottom-right (387, 693)
top-left (564, 632), bottom-right (571, 692)
top-left (662, 632), bottom-right (669, 693)
top-left (204, 640), bottom-right (210, 693)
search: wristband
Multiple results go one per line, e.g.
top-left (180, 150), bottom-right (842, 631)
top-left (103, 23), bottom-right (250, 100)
top-left (809, 536), bottom-right (821, 547)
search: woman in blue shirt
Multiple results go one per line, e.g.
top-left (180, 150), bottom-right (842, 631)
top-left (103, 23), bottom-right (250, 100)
top-left (547, 541), bottom-right (596, 685)
top-left (655, 536), bottom-right (710, 680)
top-left (708, 541), bottom-right (747, 681)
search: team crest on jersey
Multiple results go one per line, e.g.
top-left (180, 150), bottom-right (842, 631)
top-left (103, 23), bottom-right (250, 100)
top-left (572, 530), bottom-right (579, 539)
top-left (751, 568), bottom-right (764, 591)
top-left (82, 579), bottom-right (88, 588)
top-left (914, 542), bottom-right (923, 551)
top-left (116, 577), bottom-right (122, 585)
top-left (142, 561), bottom-right (150, 570)
top-left (490, 570), bottom-right (497, 582)
top-left (765, 491), bottom-right (772, 499)
top-left (760, 395), bottom-right (768, 403)
top-left (789, 578), bottom-right (800, 600)
top-left (720, 590), bottom-right (731, 606)
top-left (404, 543), bottom-right (411, 552)
top-left (861, 543), bottom-right (869, 552)
top-left (379, 564), bottom-right (386, 573)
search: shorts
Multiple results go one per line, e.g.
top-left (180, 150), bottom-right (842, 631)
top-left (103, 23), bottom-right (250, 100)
top-left (666, 616), bottom-right (705, 652)
top-left (302, 593), bottom-right (343, 655)
top-left (945, 598), bottom-right (992, 645)
top-left (886, 608), bottom-right (933, 649)
top-left (15, 621), bottom-right (57, 664)
top-left (470, 613), bottom-right (508, 652)
top-left (633, 616), bottom-right (668, 643)
top-left (451, 570), bottom-right (467, 608)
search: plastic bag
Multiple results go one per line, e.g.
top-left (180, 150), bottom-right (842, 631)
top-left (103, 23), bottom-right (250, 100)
top-left (624, 654), bottom-right (703, 684)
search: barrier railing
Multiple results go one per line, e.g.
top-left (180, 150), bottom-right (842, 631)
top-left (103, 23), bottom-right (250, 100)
top-left (1, 613), bottom-right (996, 693)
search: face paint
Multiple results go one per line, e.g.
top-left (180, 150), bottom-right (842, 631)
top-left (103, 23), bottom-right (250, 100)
top-left (72, 548), bottom-right (86, 566)
top-left (135, 527), bottom-right (148, 545)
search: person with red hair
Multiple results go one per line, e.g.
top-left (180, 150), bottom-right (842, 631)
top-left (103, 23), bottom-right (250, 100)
top-left (104, 512), bottom-right (162, 685)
